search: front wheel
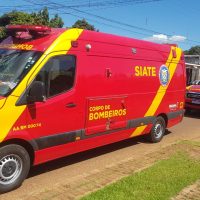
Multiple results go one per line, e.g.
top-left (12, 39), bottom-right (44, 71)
top-left (0, 144), bottom-right (30, 193)
top-left (148, 116), bottom-right (166, 143)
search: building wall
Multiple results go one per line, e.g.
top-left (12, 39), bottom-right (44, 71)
top-left (185, 55), bottom-right (200, 85)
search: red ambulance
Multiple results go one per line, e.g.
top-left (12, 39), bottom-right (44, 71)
top-left (0, 25), bottom-right (186, 193)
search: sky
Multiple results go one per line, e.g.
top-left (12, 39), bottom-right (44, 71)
top-left (1, 0), bottom-right (200, 50)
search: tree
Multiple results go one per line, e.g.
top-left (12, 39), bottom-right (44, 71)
top-left (32, 7), bottom-right (49, 26)
top-left (72, 19), bottom-right (97, 31)
top-left (0, 11), bottom-right (35, 26)
top-left (0, 8), bottom-right (64, 39)
top-left (49, 14), bottom-right (64, 28)
top-left (0, 27), bottom-right (6, 41)
top-left (184, 46), bottom-right (200, 55)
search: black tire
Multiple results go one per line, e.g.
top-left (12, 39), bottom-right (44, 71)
top-left (0, 144), bottom-right (30, 193)
top-left (148, 116), bottom-right (166, 143)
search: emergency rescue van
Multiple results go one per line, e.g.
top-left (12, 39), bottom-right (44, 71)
top-left (0, 25), bottom-right (186, 193)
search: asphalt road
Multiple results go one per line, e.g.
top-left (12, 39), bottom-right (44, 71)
top-left (1, 112), bottom-right (200, 200)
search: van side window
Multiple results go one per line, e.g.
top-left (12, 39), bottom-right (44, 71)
top-left (35, 55), bottom-right (76, 98)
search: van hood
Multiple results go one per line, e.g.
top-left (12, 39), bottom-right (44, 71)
top-left (0, 96), bottom-right (6, 109)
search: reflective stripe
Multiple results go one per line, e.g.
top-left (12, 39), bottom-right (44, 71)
top-left (130, 47), bottom-right (182, 137)
top-left (0, 29), bottom-right (83, 142)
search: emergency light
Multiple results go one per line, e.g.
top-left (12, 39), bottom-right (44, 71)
top-left (6, 25), bottom-right (51, 38)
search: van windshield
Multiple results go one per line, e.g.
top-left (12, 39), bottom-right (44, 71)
top-left (0, 49), bottom-right (42, 96)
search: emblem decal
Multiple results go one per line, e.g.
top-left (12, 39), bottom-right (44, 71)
top-left (159, 65), bottom-right (170, 86)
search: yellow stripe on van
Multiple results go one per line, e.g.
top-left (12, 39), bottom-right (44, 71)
top-left (130, 47), bottom-right (182, 137)
top-left (0, 28), bottom-right (83, 142)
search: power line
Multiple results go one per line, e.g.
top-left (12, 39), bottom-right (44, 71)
top-left (18, 0), bottom-right (164, 9)
top-left (47, 0), bottom-right (164, 9)
top-left (31, 0), bottom-right (200, 45)
top-left (3, 0), bottom-right (200, 45)
top-left (21, 0), bottom-right (166, 35)
top-left (60, 11), bottom-right (151, 37)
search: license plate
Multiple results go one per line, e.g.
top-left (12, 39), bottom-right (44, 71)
top-left (192, 99), bottom-right (200, 104)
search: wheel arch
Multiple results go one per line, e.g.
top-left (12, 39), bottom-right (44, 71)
top-left (0, 139), bottom-right (35, 165)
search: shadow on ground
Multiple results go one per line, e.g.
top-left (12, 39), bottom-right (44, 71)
top-left (28, 135), bottom-right (151, 178)
top-left (185, 110), bottom-right (200, 119)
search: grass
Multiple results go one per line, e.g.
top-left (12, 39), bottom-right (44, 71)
top-left (81, 153), bottom-right (200, 200)
top-left (179, 140), bottom-right (200, 147)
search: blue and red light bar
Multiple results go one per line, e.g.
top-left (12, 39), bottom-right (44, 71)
top-left (6, 25), bottom-right (51, 38)
top-left (6, 25), bottom-right (51, 33)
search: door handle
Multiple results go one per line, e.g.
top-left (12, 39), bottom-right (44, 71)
top-left (66, 102), bottom-right (76, 108)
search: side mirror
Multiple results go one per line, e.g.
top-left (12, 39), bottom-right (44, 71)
top-left (27, 81), bottom-right (46, 103)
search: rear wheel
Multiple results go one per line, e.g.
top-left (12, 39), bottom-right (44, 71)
top-left (0, 144), bottom-right (30, 193)
top-left (148, 116), bottom-right (166, 143)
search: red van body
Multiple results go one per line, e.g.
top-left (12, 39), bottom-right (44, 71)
top-left (0, 25), bottom-right (186, 192)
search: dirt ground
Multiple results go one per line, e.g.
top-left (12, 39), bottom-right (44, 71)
top-left (1, 112), bottom-right (200, 200)
top-left (172, 180), bottom-right (200, 200)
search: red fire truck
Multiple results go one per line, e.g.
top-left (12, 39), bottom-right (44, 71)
top-left (0, 25), bottom-right (186, 193)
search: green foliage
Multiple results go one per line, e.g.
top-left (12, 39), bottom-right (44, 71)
top-left (0, 7), bottom-right (64, 39)
top-left (31, 7), bottom-right (50, 26)
top-left (49, 14), bottom-right (64, 28)
top-left (184, 46), bottom-right (200, 55)
top-left (72, 19), bottom-right (97, 31)
top-left (82, 153), bottom-right (200, 200)
top-left (0, 27), bottom-right (6, 41)
top-left (0, 11), bottom-right (35, 26)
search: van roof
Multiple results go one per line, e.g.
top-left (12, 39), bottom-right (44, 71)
top-left (0, 26), bottom-right (175, 53)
